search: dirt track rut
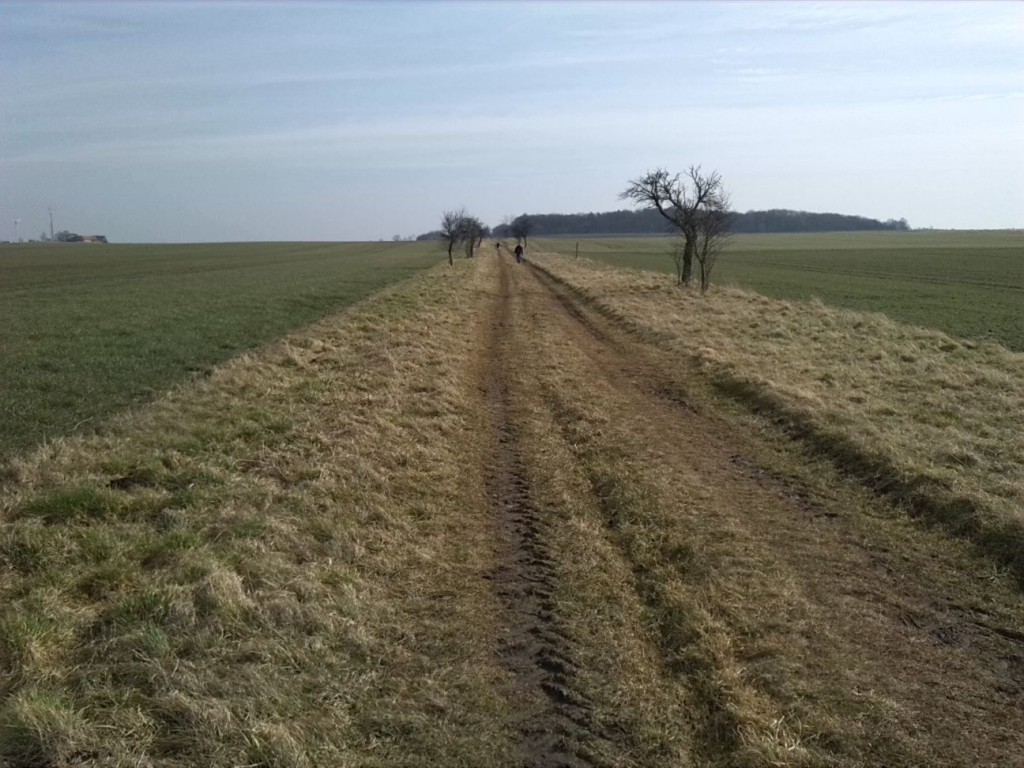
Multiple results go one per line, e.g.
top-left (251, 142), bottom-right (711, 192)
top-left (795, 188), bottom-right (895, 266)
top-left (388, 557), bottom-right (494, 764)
top-left (483, 257), bottom-right (601, 767)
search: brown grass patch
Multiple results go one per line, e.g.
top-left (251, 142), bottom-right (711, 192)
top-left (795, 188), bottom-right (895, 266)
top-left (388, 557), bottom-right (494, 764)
top-left (0, 261), bottom-right (513, 766)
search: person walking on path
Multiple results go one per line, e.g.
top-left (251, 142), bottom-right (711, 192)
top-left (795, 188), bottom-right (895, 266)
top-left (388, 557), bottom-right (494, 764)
top-left (514, 243), bottom-right (524, 264)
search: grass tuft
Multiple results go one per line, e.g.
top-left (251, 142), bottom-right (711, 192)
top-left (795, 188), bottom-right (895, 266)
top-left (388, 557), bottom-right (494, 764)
top-left (17, 487), bottom-right (121, 524)
top-left (0, 687), bottom-right (92, 767)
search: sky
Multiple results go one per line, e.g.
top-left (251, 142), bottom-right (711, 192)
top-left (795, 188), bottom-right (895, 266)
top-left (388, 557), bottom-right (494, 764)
top-left (1, 1), bottom-right (1022, 243)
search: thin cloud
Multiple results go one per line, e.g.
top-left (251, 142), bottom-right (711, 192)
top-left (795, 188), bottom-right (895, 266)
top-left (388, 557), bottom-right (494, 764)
top-left (2, 0), bottom-right (1021, 239)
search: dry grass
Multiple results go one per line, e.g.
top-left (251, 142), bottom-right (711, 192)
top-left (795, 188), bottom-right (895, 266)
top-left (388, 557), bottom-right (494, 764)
top-left (504, 257), bottom-right (1024, 766)
top-left (530, 252), bottom-right (1024, 581)
top-left (0, 262), bottom-right (514, 766)
top-left (4, 247), bottom-right (1021, 767)
top-left (500, 264), bottom-right (861, 766)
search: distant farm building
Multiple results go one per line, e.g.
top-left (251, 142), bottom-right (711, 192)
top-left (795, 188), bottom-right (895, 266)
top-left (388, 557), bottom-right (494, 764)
top-left (55, 231), bottom-right (108, 243)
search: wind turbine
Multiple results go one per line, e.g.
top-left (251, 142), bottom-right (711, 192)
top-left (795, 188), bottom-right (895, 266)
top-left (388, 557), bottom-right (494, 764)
top-left (49, 206), bottom-right (54, 241)
top-left (13, 218), bottom-right (21, 243)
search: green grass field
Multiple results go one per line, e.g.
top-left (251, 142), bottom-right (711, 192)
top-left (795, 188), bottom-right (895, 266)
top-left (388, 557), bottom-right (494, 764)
top-left (0, 241), bottom-right (441, 460)
top-left (537, 231), bottom-right (1024, 350)
top-left (4, 233), bottom-right (1021, 462)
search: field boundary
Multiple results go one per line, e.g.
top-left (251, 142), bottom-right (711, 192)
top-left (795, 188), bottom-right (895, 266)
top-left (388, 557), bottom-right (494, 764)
top-left (0, 241), bottom-right (441, 462)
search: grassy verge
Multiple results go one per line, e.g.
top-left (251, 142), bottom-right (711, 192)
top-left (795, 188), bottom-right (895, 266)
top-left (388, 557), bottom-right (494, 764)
top-left (530, 252), bottom-right (1024, 584)
top-left (502, 261), bottom-right (914, 765)
top-left (0, 241), bottom-right (440, 460)
top-left (536, 231), bottom-right (1024, 350)
top-left (0, 259), bottom-right (512, 766)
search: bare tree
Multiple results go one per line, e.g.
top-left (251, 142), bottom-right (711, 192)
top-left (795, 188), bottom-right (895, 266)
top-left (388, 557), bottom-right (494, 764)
top-left (693, 198), bottom-right (731, 293)
top-left (440, 208), bottom-right (467, 266)
top-left (620, 166), bottom-right (729, 287)
top-left (509, 214), bottom-right (533, 246)
top-left (462, 216), bottom-right (485, 258)
top-left (476, 223), bottom-right (491, 248)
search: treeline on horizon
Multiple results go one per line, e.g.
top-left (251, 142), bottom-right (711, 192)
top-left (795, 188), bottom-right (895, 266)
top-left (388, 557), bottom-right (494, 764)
top-left (417, 208), bottom-right (910, 240)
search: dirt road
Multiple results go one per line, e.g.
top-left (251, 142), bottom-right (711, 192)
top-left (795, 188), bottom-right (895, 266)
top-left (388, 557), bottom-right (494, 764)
top-left (477, 250), bottom-right (1024, 766)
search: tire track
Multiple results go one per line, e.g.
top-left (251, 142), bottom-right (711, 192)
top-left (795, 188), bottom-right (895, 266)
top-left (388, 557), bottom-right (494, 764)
top-left (483, 254), bottom-right (600, 768)
top-left (519, 255), bottom-right (1024, 765)
top-left (529, 263), bottom-right (699, 415)
top-left (523, 262), bottom-right (754, 764)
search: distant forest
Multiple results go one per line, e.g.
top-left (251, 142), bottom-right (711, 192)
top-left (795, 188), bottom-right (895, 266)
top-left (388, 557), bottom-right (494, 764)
top-left (418, 209), bottom-right (910, 240)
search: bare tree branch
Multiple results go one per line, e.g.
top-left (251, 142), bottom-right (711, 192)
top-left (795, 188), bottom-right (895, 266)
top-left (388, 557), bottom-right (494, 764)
top-left (620, 169), bottom-right (683, 229)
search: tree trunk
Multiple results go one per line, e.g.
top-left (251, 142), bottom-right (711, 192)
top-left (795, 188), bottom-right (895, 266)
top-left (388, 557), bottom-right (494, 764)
top-left (681, 236), bottom-right (695, 286)
top-left (448, 243), bottom-right (453, 266)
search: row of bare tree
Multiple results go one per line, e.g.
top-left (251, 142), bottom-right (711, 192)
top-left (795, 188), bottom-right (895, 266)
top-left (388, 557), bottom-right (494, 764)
top-left (439, 209), bottom-right (491, 266)
top-left (621, 165), bottom-right (730, 292)
top-left (439, 165), bottom-right (728, 292)
top-left (439, 209), bottom-right (537, 266)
